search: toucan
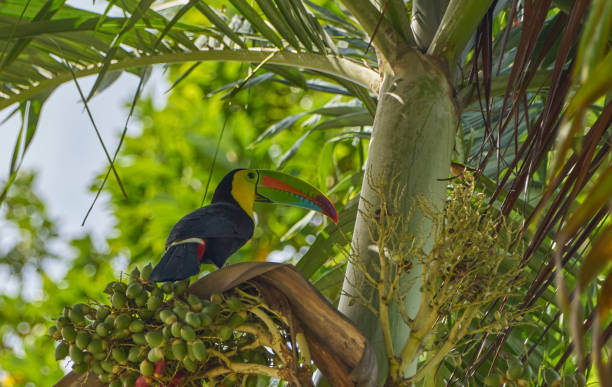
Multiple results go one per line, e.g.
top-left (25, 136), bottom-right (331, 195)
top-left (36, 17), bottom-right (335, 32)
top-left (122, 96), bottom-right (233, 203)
top-left (149, 169), bottom-right (338, 282)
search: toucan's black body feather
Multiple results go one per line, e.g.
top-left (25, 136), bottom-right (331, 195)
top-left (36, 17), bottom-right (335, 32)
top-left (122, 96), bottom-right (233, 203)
top-left (149, 244), bottom-right (201, 283)
top-left (150, 170), bottom-right (254, 282)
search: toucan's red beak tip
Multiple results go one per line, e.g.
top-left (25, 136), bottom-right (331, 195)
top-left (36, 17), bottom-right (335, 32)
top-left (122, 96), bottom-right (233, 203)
top-left (315, 195), bottom-right (338, 224)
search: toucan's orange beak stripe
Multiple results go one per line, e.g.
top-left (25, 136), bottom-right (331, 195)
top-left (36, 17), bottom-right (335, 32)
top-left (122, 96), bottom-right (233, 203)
top-left (258, 174), bottom-right (338, 224)
top-left (261, 175), bottom-right (312, 201)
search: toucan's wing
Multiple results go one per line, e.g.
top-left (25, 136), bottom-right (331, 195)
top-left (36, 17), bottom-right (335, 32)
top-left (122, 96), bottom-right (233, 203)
top-left (165, 203), bottom-right (254, 248)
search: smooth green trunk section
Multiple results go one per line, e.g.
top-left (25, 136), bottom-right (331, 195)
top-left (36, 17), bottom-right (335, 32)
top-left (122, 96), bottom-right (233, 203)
top-left (337, 51), bottom-right (457, 384)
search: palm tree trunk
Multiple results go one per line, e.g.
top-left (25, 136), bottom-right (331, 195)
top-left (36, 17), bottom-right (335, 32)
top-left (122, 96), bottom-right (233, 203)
top-left (337, 50), bottom-right (457, 383)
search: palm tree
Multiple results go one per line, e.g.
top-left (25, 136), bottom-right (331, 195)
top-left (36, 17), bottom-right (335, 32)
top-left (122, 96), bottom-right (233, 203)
top-left (1, 0), bottom-right (611, 385)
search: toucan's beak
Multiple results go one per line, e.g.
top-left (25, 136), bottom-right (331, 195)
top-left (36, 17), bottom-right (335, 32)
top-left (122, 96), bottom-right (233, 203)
top-left (255, 170), bottom-right (338, 224)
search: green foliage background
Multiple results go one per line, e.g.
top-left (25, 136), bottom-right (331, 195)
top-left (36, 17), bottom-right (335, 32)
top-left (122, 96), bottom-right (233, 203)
top-left (0, 60), bottom-right (361, 385)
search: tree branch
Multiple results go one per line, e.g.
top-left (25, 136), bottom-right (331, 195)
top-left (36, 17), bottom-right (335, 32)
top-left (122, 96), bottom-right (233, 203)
top-left (427, 0), bottom-right (495, 65)
top-left (339, 0), bottom-right (411, 64)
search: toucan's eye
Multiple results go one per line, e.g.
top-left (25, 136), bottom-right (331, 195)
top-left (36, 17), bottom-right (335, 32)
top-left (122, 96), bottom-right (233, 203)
top-left (247, 172), bottom-right (256, 179)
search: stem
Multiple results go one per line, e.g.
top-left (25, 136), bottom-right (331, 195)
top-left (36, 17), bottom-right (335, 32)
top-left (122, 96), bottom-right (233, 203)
top-left (427, 0), bottom-right (495, 65)
top-left (412, 0), bottom-right (449, 50)
top-left (338, 0), bottom-right (409, 64)
top-left (0, 49), bottom-right (379, 110)
top-left (337, 50), bottom-right (457, 383)
top-left (410, 308), bottom-right (477, 382)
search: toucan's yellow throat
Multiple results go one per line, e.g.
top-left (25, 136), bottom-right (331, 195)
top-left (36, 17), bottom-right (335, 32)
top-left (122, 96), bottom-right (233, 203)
top-left (229, 169), bottom-right (257, 220)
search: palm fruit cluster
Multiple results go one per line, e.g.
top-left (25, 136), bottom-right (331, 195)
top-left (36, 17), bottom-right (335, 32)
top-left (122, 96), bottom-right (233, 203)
top-left (49, 264), bottom-right (286, 386)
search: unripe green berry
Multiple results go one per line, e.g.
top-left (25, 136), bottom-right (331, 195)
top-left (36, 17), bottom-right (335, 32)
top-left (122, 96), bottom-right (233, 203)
top-left (54, 342), bottom-right (69, 360)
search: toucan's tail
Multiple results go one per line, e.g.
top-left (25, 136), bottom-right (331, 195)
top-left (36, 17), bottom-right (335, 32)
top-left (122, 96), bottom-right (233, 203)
top-left (149, 243), bottom-right (201, 282)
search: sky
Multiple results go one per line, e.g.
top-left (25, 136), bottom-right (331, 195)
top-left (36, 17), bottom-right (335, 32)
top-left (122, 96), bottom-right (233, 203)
top-left (0, 68), bottom-right (169, 295)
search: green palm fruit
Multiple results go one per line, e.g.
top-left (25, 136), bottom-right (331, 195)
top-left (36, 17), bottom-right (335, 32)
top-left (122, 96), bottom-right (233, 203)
top-left (101, 359), bottom-right (115, 374)
top-left (172, 280), bottom-right (187, 296)
top-left (109, 379), bottom-right (122, 387)
top-left (199, 313), bottom-right (212, 327)
top-left (139, 309), bottom-right (154, 320)
top-left (201, 304), bottom-right (221, 318)
top-left (185, 312), bottom-right (201, 328)
top-left (126, 283), bottom-right (144, 299)
top-left (187, 294), bottom-right (203, 312)
top-left (228, 313), bottom-right (244, 329)
top-left (147, 295), bottom-right (162, 311)
top-left (172, 303), bottom-right (188, 320)
top-left (165, 348), bottom-right (177, 361)
top-left (226, 296), bottom-right (243, 312)
top-left (112, 327), bottom-right (130, 340)
top-left (151, 287), bottom-right (163, 298)
top-left (96, 323), bottom-right (110, 337)
top-left (145, 331), bottom-right (164, 347)
top-left (147, 347), bottom-right (164, 362)
top-left (130, 267), bottom-right (140, 280)
top-left (162, 325), bottom-right (173, 339)
top-left (161, 283), bottom-right (173, 294)
top-left (121, 372), bottom-right (138, 387)
top-left (98, 373), bottom-right (112, 383)
top-left (112, 282), bottom-right (128, 293)
top-left (134, 294), bottom-right (147, 307)
top-left (96, 307), bottom-right (110, 321)
top-left (104, 315), bottom-right (115, 326)
top-left (129, 320), bottom-right (145, 333)
top-left (171, 322), bottom-right (182, 338)
top-left (48, 325), bottom-right (60, 339)
top-left (72, 362), bottom-right (89, 374)
top-left (140, 360), bottom-right (154, 377)
top-left (91, 361), bottom-right (104, 375)
top-left (74, 303), bottom-right (92, 316)
top-left (161, 310), bottom-right (177, 325)
top-left (191, 340), bottom-right (207, 361)
top-left (141, 264), bottom-right (153, 281)
top-left (132, 332), bottom-right (146, 345)
top-left (68, 308), bottom-right (85, 324)
top-left (56, 316), bottom-right (70, 330)
top-left (87, 339), bottom-right (105, 354)
top-left (114, 314), bottom-right (131, 330)
top-left (111, 347), bottom-right (128, 363)
top-left (182, 356), bottom-right (196, 372)
top-left (171, 339), bottom-right (187, 360)
top-left (69, 345), bottom-right (85, 363)
top-left (219, 326), bottom-right (232, 341)
top-left (111, 292), bottom-right (127, 309)
top-left (130, 346), bottom-right (146, 363)
top-left (75, 331), bottom-right (92, 350)
top-left (54, 342), bottom-right (69, 360)
top-left (180, 325), bottom-right (196, 342)
top-left (61, 326), bottom-right (77, 342)
top-left (210, 293), bottom-right (223, 305)
top-left (158, 309), bottom-right (171, 322)
top-left (104, 283), bottom-right (115, 295)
